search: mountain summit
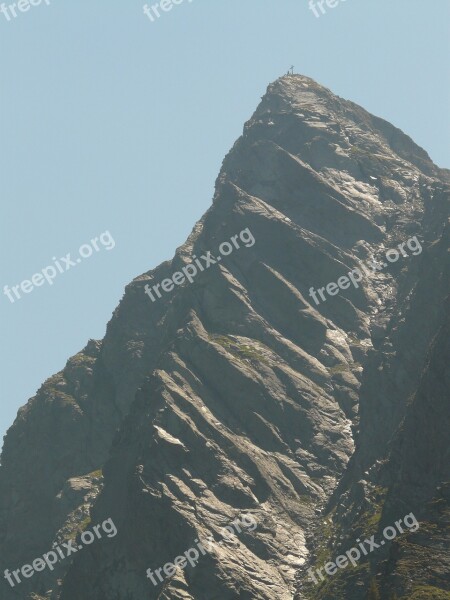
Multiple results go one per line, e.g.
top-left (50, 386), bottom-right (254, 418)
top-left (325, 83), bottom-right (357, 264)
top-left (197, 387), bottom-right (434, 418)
top-left (1, 75), bottom-right (449, 600)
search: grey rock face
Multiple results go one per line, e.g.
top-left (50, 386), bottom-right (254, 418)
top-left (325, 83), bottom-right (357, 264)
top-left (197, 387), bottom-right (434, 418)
top-left (0, 75), bottom-right (448, 600)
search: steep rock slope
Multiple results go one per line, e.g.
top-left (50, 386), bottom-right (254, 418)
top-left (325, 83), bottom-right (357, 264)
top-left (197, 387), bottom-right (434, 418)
top-left (297, 216), bottom-right (450, 600)
top-left (0, 75), bottom-right (448, 600)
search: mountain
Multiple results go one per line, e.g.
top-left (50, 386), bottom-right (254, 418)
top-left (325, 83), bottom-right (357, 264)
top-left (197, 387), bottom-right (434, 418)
top-left (1, 74), bottom-right (449, 600)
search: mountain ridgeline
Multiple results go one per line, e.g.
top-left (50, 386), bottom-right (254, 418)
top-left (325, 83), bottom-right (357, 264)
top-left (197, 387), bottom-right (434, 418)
top-left (1, 75), bottom-right (449, 600)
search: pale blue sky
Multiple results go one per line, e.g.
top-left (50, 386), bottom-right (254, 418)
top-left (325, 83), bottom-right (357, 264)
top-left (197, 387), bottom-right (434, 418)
top-left (1, 0), bottom-right (449, 443)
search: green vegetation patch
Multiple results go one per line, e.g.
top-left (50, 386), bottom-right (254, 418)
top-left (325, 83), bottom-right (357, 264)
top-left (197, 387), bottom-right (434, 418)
top-left (301, 562), bottom-right (370, 600)
top-left (352, 486), bottom-right (387, 538)
top-left (405, 586), bottom-right (450, 600)
top-left (350, 146), bottom-right (367, 156)
top-left (65, 515), bottom-right (92, 541)
top-left (88, 469), bottom-right (103, 479)
top-left (209, 334), bottom-right (269, 365)
top-left (329, 361), bottom-right (362, 375)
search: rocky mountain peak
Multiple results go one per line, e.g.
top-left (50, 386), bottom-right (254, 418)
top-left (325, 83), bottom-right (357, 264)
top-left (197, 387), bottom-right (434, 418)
top-left (1, 76), bottom-right (448, 600)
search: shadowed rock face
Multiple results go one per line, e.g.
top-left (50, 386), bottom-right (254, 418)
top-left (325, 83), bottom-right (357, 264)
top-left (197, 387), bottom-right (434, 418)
top-left (0, 75), bottom-right (448, 600)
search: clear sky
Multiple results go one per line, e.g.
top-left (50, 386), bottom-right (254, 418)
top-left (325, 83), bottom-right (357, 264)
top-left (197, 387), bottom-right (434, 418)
top-left (1, 0), bottom-right (449, 444)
